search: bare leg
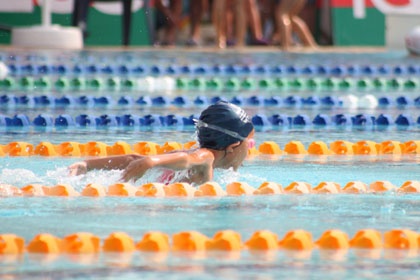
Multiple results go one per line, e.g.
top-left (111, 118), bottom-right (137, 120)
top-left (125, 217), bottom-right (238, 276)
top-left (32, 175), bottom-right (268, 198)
top-left (289, 0), bottom-right (317, 47)
top-left (234, 0), bottom-right (246, 46)
top-left (276, 1), bottom-right (294, 50)
top-left (189, 0), bottom-right (206, 45)
top-left (165, 0), bottom-right (183, 45)
top-left (244, 0), bottom-right (266, 44)
top-left (212, 0), bottom-right (227, 48)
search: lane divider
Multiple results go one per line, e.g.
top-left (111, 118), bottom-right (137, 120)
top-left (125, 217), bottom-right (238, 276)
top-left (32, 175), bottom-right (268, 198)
top-left (1, 180), bottom-right (419, 197)
top-left (0, 228), bottom-right (418, 256)
top-left (1, 113), bottom-right (420, 128)
top-left (1, 140), bottom-right (419, 157)
top-left (1, 76), bottom-right (420, 92)
top-left (1, 93), bottom-right (419, 109)
top-left (5, 62), bottom-right (420, 77)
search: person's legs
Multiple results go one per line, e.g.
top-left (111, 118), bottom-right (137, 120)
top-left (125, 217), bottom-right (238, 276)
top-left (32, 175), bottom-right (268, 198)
top-left (275, 0), bottom-right (295, 49)
top-left (289, 0), bottom-right (317, 47)
top-left (164, 0), bottom-right (183, 45)
top-left (232, 0), bottom-right (246, 46)
top-left (244, 0), bottom-right (267, 45)
top-left (212, 0), bottom-right (227, 48)
top-left (188, 0), bottom-right (206, 46)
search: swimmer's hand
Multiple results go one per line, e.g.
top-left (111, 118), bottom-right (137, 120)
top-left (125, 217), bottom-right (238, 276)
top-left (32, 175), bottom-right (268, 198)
top-left (69, 161), bottom-right (88, 176)
top-left (120, 158), bottom-right (151, 182)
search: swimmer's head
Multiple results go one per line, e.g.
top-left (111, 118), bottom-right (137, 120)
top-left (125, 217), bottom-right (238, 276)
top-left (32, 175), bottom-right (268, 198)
top-left (196, 101), bottom-right (254, 150)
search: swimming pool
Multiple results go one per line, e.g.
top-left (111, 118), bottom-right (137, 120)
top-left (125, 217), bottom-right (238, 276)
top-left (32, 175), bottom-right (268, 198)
top-left (0, 49), bottom-right (420, 279)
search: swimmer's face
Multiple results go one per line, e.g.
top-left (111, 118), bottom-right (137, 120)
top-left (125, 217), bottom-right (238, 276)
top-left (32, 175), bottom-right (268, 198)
top-left (224, 130), bottom-right (255, 171)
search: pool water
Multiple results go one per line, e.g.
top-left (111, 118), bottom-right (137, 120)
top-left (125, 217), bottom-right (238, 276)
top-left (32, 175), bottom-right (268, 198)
top-left (0, 49), bottom-right (420, 279)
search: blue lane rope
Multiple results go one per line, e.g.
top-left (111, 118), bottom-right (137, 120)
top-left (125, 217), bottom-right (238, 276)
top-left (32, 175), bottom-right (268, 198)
top-left (1, 94), bottom-right (419, 108)
top-left (0, 113), bottom-right (418, 128)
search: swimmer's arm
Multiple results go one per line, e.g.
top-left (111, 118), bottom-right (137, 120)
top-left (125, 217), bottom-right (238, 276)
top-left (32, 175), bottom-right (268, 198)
top-left (121, 150), bottom-right (213, 181)
top-left (69, 154), bottom-right (144, 176)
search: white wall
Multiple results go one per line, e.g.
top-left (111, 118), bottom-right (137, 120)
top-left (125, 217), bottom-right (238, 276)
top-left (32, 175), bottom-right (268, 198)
top-left (386, 15), bottom-right (420, 49)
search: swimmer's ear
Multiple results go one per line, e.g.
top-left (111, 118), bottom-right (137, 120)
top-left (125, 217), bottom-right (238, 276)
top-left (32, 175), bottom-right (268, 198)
top-left (226, 141), bottom-right (241, 153)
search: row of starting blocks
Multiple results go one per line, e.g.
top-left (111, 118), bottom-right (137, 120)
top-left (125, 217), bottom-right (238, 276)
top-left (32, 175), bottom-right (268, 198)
top-left (1, 140), bottom-right (420, 157)
top-left (2, 180), bottom-right (420, 197)
top-left (0, 228), bottom-right (419, 256)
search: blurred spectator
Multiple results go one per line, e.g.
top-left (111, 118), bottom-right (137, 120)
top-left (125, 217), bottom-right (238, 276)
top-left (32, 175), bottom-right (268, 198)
top-left (154, 0), bottom-right (183, 46)
top-left (274, 0), bottom-right (317, 49)
top-left (186, 0), bottom-right (208, 46)
top-left (245, 0), bottom-right (268, 45)
top-left (212, 0), bottom-right (267, 48)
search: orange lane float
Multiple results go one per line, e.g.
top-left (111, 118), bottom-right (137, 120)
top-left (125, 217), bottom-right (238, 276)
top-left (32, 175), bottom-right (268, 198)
top-left (279, 230), bottom-right (314, 251)
top-left (402, 140), bottom-right (420, 154)
top-left (330, 140), bottom-right (354, 155)
top-left (62, 232), bottom-right (101, 254)
top-left (1, 139), bottom-right (420, 156)
top-left (226, 181), bottom-right (256, 196)
top-left (164, 182), bottom-right (196, 197)
top-left (258, 141), bottom-right (283, 155)
top-left (342, 181), bottom-right (368, 194)
top-left (21, 184), bottom-right (50, 196)
top-left (398, 180), bottom-right (420, 193)
top-left (313, 181), bottom-right (341, 194)
top-left (353, 141), bottom-right (378, 155)
top-left (1, 229), bottom-right (419, 257)
top-left (55, 141), bottom-right (83, 156)
top-left (34, 142), bottom-right (57, 156)
top-left (158, 142), bottom-right (183, 154)
top-left (308, 141), bottom-right (332, 155)
top-left (136, 182), bottom-right (166, 197)
top-left (48, 184), bottom-right (80, 197)
top-left (316, 229), bottom-right (350, 250)
top-left (207, 230), bottom-right (242, 251)
top-left (183, 141), bottom-right (198, 150)
top-left (195, 181), bottom-right (226, 196)
top-left (81, 183), bottom-right (107, 197)
top-left (284, 141), bottom-right (307, 155)
top-left (27, 233), bottom-right (62, 253)
top-left (253, 181), bottom-right (283, 195)
top-left (349, 229), bottom-right (382, 249)
top-left (103, 232), bottom-right (135, 252)
top-left (4, 180), bottom-right (420, 198)
top-left (133, 141), bottom-right (159, 155)
top-left (5, 142), bottom-right (34, 156)
top-left (248, 146), bottom-right (260, 156)
top-left (284, 182), bottom-right (312, 194)
top-left (384, 229), bottom-right (419, 250)
top-left (107, 183), bottom-right (137, 196)
top-left (245, 230), bottom-right (279, 250)
top-left (136, 231), bottom-right (170, 252)
top-left (369, 180), bottom-right (397, 193)
top-left (82, 141), bottom-right (109, 156)
top-left (377, 140), bottom-right (402, 155)
top-left (172, 231), bottom-right (210, 251)
top-left (0, 234), bottom-right (25, 254)
top-left (108, 141), bottom-right (133, 155)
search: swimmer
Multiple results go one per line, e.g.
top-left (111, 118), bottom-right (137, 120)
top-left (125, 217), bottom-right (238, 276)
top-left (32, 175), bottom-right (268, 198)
top-left (69, 101), bottom-right (255, 185)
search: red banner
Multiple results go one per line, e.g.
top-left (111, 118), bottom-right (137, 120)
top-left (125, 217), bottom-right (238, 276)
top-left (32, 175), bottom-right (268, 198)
top-left (331, 0), bottom-right (410, 8)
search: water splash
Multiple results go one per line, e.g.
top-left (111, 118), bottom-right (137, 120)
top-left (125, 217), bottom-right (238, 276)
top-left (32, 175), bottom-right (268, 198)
top-left (0, 168), bottom-right (42, 186)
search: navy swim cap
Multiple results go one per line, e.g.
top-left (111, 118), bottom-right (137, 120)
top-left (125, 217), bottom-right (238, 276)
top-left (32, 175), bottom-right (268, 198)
top-left (196, 101), bottom-right (254, 150)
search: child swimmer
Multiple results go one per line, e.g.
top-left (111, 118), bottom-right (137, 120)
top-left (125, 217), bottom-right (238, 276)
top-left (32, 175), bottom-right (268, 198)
top-left (69, 101), bottom-right (255, 185)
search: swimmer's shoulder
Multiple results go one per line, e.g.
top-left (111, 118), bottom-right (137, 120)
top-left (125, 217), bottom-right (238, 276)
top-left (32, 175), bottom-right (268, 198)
top-left (187, 147), bottom-right (215, 165)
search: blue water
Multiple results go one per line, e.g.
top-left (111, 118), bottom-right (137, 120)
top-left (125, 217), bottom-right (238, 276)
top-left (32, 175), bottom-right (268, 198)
top-left (1, 49), bottom-right (420, 279)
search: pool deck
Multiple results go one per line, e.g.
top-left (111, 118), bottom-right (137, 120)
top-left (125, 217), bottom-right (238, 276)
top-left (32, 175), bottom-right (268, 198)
top-left (0, 44), bottom-right (390, 54)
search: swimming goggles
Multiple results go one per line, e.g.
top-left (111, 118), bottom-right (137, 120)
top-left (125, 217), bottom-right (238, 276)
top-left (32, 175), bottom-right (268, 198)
top-left (194, 119), bottom-right (247, 141)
